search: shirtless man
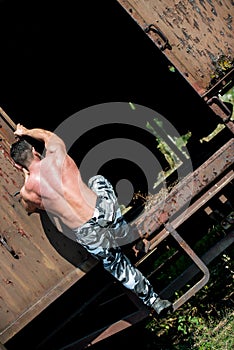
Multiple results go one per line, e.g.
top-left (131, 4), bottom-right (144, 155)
top-left (10, 123), bottom-right (172, 316)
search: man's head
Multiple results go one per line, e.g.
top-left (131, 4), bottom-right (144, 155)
top-left (10, 139), bottom-right (34, 169)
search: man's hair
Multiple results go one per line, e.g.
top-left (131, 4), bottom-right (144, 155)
top-left (10, 139), bottom-right (34, 168)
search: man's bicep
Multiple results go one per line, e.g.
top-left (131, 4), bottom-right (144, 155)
top-left (46, 136), bottom-right (67, 155)
top-left (46, 141), bottom-right (67, 167)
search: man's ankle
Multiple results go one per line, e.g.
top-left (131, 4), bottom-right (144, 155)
top-left (151, 297), bottom-right (172, 316)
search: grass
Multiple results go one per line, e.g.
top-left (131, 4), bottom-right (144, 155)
top-left (192, 310), bottom-right (234, 350)
top-left (143, 243), bottom-right (234, 350)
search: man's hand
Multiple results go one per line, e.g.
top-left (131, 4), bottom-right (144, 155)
top-left (13, 124), bottom-right (66, 155)
top-left (14, 123), bottom-right (28, 138)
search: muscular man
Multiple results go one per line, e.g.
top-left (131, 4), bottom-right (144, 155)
top-left (10, 123), bottom-right (172, 316)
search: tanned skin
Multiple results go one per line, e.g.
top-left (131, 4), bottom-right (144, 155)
top-left (13, 124), bottom-right (97, 229)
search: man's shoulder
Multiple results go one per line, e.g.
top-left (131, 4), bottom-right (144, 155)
top-left (44, 146), bottom-right (67, 166)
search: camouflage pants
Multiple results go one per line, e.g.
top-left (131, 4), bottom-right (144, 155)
top-left (72, 175), bottom-right (158, 307)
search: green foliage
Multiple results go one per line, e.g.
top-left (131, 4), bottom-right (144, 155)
top-left (146, 118), bottom-right (191, 188)
top-left (208, 55), bottom-right (234, 88)
top-left (177, 314), bottom-right (202, 335)
top-left (220, 86), bottom-right (234, 121)
top-left (175, 131), bottom-right (192, 153)
top-left (144, 244), bottom-right (234, 349)
top-left (200, 86), bottom-right (234, 143)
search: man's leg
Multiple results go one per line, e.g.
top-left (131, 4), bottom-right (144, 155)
top-left (76, 229), bottom-right (171, 315)
top-left (102, 247), bottom-right (172, 315)
top-left (80, 175), bottom-right (172, 314)
top-left (98, 246), bottom-right (158, 307)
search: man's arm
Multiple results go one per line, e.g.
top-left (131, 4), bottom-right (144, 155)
top-left (20, 197), bottom-right (39, 214)
top-left (19, 184), bottom-right (40, 215)
top-left (14, 124), bottom-right (66, 153)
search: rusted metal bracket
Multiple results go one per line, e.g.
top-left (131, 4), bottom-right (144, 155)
top-left (202, 68), bottom-right (234, 133)
top-left (206, 96), bottom-right (234, 134)
top-left (0, 235), bottom-right (19, 259)
top-left (160, 231), bottom-right (234, 300)
top-left (207, 96), bottom-right (233, 123)
top-left (202, 68), bottom-right (234, 101)
top-left (165, 223), bottom-right (210, 311)
top-left (144, 24), bottom-right (172, 51)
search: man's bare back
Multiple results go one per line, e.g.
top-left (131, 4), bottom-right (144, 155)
top-left (12, 124), bottom-right (97, 229)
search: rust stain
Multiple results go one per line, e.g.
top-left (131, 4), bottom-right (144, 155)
top-left (133, 139), bottom-right (234, 235)
top-left (117, 0), bottom-right (234, 91)
top-left (0, 108), bottom-right (97, 344)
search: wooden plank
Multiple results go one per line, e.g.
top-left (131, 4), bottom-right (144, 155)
top-left (116, 0), bottom-right (234, 93)
top-left (0, 108), bottom-right (97, 344)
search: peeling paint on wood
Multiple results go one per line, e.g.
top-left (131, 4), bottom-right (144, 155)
top-left (117, 0), bottom-right (234, 93)
top-left (0, 109), bottom-right (97, 344)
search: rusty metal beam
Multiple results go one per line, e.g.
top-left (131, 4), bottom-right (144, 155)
top-left (136, 169), bottom-right (234, 266)
top-left (165, 224), bottom-right (210, 311)
top-left (86, 292), bottom-right (149, 348)
top-left (51, 289), bottom-right (149, 350)
top-left (132, 138), bottom-right (234, 238)
top-left (160, 231), bottom-right (234, 300)
top-left (0, 107), bottom-right (16, 131)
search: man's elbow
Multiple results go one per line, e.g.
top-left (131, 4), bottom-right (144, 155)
top-left (21, 199), bottom-right (38, 214)
top-left (26, 206), bottom-right (41, 216)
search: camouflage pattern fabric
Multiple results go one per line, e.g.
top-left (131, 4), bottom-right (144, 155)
top-left (72, 175), bottom-right (158, 307)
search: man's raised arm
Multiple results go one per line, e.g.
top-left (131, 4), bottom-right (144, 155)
top-left (14, 124), bottom-right (66, 153)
